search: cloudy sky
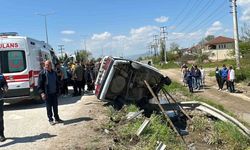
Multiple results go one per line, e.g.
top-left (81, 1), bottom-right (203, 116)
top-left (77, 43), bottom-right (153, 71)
top-left (0, 0), bottom-right (249, 58)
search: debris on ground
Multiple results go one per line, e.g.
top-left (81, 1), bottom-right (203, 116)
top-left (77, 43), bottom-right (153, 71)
top-left (126, 110), bottom-right (144, 121)
top-left (103, 103), bottom-right (250, 150)
top-left (155, 141), bottom-right (167, 150)
top-left (136, 118), bottom-right (150, 136)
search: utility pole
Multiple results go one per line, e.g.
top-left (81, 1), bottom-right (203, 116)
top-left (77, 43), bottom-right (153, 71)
top-left (147, 43), bottom-right (152, 57)
top-left (152, 35), bottom-right (159, 57)
top-left (102, 47), bottom-right (104, 57)
top-left (58, 45), bottom-right (64, 60)
top-left (36, 13), bottom-right (54, 44)
top-left (80, 35), bottom-right (89, 51)
top-left (231, 0), bottom-right (240, 69)
top-left (160, 26), bottom-right (168, 63)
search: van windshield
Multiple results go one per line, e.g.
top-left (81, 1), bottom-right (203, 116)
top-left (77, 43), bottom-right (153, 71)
top-left (0, 50), bottom-right (26, 73)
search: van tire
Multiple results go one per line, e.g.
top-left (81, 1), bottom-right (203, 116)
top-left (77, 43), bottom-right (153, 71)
top-left (113, 97), bottom-right (124, 110)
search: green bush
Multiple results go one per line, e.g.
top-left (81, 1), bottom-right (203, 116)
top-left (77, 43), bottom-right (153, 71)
top-left (235, 69), bottom-right (247, 82)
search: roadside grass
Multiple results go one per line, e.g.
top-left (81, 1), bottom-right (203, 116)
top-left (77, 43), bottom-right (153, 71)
top-left (155, 61), bottom-right (179, 69)
top-left (141, 114), bottom-right (183, 150)
top-left (212, 121), bottom-right (250, 150)
top-left (192, 116), bottom-right (210, 132)
top-left (201, 59), bottom-right (235, 68)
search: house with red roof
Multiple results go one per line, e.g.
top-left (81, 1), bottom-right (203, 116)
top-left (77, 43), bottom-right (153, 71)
top-left (203, 36), bottom-right (235, 61)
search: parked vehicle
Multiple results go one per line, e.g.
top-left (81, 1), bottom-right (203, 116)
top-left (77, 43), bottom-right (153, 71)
top-left (95, 56), bottom-right (171, 108)
top-left (0, 32), bottom-right (58, 103)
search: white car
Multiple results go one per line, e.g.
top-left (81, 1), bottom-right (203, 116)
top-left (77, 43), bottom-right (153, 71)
top-left (95, 56), bottom-right (171, 108)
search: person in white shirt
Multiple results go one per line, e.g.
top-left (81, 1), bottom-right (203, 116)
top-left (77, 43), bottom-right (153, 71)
top-left (228, 65), bottom-right (235, 93)
top-left (200, 66), bottom-right (205, 87)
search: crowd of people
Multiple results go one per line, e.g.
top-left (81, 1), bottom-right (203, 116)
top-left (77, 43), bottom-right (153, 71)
top-left (181, 63), bottom-right (235, 93)
top-left (55, 60), bottom-right (100, 97)
top-left (181, 64), bottom-right (205, 93)
top-left (215, 64), bottom-right (235, 93)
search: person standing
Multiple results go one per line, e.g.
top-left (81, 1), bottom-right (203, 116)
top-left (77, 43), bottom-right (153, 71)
top-left (38, 60), bottom-right (63, 125)
top-left (61, 64), bottom-right (69, 96)
top-left (200, 66), bottom-right (205, 87)
top-left (190, 65), bottom-right (196, 89)
top-left (215, 67), bottom-right (222, 90)
top-left (81, 62), bottom-right (86, 94)
top-left (181, 64), bottom-right (188, 86)
top-left (72, 61), bottom-right (84, 96)
top-left (55, 63), bottom-right (64, 96)
top-left (184, 68), bottom-right (193, 93)
top-left (193, 65), bottom-right (201, 90)
top-left (0, 72), bottom-right (8, 142)
top-left (228, 65), bottom-right (235, 93)
top-left (86, 63), bottom-right (95, 92)
top-left (220, 64), bottom-right (228, 90)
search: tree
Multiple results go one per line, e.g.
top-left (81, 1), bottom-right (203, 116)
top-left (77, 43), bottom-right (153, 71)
top-left (170, 42), bottom-right (179, 51)
top-left (205, 35), bottom-right (215, 42)
top-left (239, 23), bottom-right (250, 57)
top-left (239, 42), bottom-right (250, 57)
top-left (75, 50), bottom-right (91, 62)
top-left (241, 23), bottom-right (250, 42)
top-left (58, 53), bottom-right (68, 63)
top-left (198, 35), bottom-right (215, 46)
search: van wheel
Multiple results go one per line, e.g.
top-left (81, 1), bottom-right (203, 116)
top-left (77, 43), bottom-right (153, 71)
top-left (113, 97), bottom-right (124, 110)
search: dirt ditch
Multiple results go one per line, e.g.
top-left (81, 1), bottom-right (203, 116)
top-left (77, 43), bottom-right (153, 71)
top-left (101, 103), bottom-right (250, 150)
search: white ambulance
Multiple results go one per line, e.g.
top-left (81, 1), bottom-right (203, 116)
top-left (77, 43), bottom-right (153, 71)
top-left (0, 32), bottom-right (58, 103)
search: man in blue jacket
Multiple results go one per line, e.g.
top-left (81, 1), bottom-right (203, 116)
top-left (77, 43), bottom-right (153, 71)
top-left (220, 64), bottom-right (228, 90)
top-left (38, 60), bottom-right (63, 125)
top-left (0, 72), bottom-right (8, 142)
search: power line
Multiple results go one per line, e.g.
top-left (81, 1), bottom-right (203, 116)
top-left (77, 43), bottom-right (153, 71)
top-left (167, 0), bottom-right (190, 27)
top-left (186, 0), bottom-right (228, 34)
top-left (177, 0), bottom-right (215, 33)
top-left (168, 0), bottom-right (228, 42)
top-left (169, 13), bottom-right (229, 42)
top-left (171, 0), bottom-right (203, 31)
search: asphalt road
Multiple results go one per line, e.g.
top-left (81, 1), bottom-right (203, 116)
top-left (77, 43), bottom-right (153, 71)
top-left (0, 88), bottom-right (94, 150)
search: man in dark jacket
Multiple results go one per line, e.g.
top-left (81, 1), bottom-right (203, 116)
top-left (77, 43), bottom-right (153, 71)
top-left (215, 67), bottom-right (222, 90)
top-left (85, 63), bottom-right (95, 92)
top-left (38, 60), bottom-right (63, 125)
top-left (0, 72), bottom-right (8, 142)
top-left (184, 68), bottom-right (193, 93)
top-left (193, 65), bottom-right (201, 90)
